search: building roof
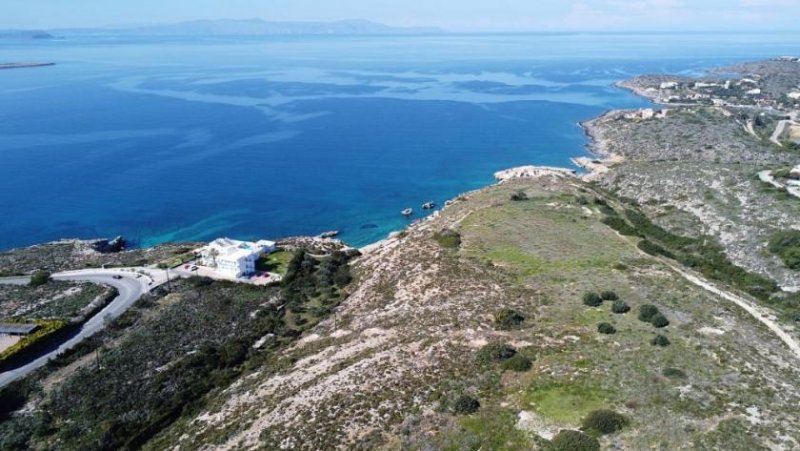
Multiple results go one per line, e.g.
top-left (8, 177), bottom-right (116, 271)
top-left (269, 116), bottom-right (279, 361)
top-left (0, 323), bottom-right (39, 335)
top-left (206, 238), bottom-right (273, 261)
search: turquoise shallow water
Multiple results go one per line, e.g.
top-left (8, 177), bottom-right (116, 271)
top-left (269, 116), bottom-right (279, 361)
top-left (0, 33), bottom-right (798, 249)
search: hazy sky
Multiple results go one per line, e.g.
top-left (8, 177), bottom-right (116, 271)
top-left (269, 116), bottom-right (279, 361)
top-left (4, 0), bottom-right (800, 32)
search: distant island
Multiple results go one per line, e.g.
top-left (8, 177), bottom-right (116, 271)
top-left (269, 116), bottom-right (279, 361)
top-left (0, 30), bottom-right (53, 40)
top-left (50, 19), bottom-right (444, 37)
top-left (0, 62), bottom-right (55, 70)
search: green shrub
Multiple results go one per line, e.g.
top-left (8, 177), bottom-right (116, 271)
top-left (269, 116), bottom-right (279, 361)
top-left (477, 342), bottom-right (517, 364)
top-left (501, 354), bottom-right (533, 372)
top-left (768, 230), bottom-right (800, 270)
top-left (452, 395), bottom-right (480, 415)
top-left (190, 276), bottom-right (214, 287)
top-left (510, 190), bottom-right (528, 201)
top-left (638, 304), bottom-right (660, 322)
top-left (433, 230), bottom-right (462, 249)
top-left (602, 216), bottom-right (640, 237)
top-left (29, 271), bottom-right (51, 287)
top-left (650, 313), bottom-right (670, 328)
top-left (583, 292), bottom-right (603, 307)
top-left (662, 367), bottom-right (687, 379)
top-left (550, 430), bottom-right (600, 451)
top-left (597, 323), bottom-right (617, 335)
top-left (600, 291), bottom-right (619, 301)
top-left (495, 309), bottom-right (525, 330)
top-left (611, 300), bottom-right (630, 314)
top-left (651, 334), bottom-right (671, 347)
top-left (637, 239), bottom-right (675, 259)
top-left (581, 409), bottom-right (628, 435)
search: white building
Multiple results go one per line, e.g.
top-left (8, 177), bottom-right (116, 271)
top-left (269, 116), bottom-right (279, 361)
top-left (200, 238), bottom-right (277, 278)
top-left (746, 88), bottom-right (762, 96)
top-left (660, 81), bottom-right (679, 90)
top-left (788, 92), bottom-right (800, 100)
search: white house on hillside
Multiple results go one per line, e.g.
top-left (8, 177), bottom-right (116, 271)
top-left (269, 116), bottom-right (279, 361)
top-left (200, 238), bottom-right (277, 278)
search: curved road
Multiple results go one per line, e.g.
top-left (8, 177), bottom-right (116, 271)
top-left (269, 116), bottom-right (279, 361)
top-left (0, 269), bottom-right (159, 388)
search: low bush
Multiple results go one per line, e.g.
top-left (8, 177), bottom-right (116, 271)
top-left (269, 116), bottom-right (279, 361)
top-left (597, 322), bottom-right (617, 335)
top-left (452, 395), bottom-right (480, 415)
top-left (29, 271), bottom-right (51, 287)
top-left (510, 190), bottom-right (528, 201)
top-left (600, 291), bottom-right (619, 301)
top-left (611, 300), bottom-right (631, 314)
top-left (662, 367), bottom-right (687, 379)
top-left (638, 304), bottom-right (660, 323)
top-left (433, 230), bottom-right (462, 249)
top-left (650, 313), bottom-right (670, 328)
top-left (495, 308), bottom-right (525, 330)
top-left (550, 430), bottom-right (600, 451)
top-left (581, 409), bottom-right (628, 435)
top-left (583, 292), bottom-right (603, 307)
top-left (501, 354), bottom-right (533, 372)
top-left (651, 334), bottom-right (671, 347)
top-left (477, 342), bottom-right (517, 363)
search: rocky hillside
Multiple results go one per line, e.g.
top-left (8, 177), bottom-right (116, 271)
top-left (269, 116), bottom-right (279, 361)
top-left (141, 174), bottom-right (800, 450)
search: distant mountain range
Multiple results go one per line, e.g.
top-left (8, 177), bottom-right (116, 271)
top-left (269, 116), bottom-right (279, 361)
top-left (50, 19), bottom-right (444, 37)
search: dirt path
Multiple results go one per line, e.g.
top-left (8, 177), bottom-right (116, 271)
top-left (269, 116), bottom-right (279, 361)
top-left (668, 263), bottom-right (800, 359)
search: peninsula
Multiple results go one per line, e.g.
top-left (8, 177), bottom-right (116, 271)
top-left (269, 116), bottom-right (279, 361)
top-left (1, 58), bottom-right (799, 450)
top-left (0, 62), bottom-right (56, 70)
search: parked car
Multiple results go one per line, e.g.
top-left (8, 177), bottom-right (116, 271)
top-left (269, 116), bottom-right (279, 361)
top-left (112, 274), bottom-right (123, 280)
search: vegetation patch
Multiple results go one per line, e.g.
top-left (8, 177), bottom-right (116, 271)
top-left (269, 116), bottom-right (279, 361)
top-left (477, 342), bottom-right (517, 364)
top-left (597, 322), bottom-right (617, 335)
top-left (495, 308), bottom-right (525, 330)
top-left (28, 271), bottom-right (51, 288)
top-left (662, 367), bottom-right (687, 379)
top-left (452, 395), bottom-right (481, 415)
top-left (522, 383), bottom-right (612, 424)
top-left (611, 300), bottom-right (631, 314)
top-left (255, 250), bottom-right (294, 275)
top-left (583, 292), bottom-right (603, 307)
top-left (501, 354), bottom-right (533, 372)
top-left (600, 290), bottom-right (619, 301)
top-left (600, 200), bottom-right (780, 301)
top-left (651, 334), bottom-right (671, 347)
top-left (433, 229), bottom-right (462, 249)
top-left (510, 190), bottom-right (529, 201)
top-left (447, 408), bottom-right (534, 449)
top-left (581, 409), bottom-right (628, 435)
top-left (550, 429), bottom-right (600, 451)
top-left (638, 304), bottom-right (660, 323)
top-left (0, 319), bottom-right (67, 363)
top-left (767, 230), bottom-right (800, 270)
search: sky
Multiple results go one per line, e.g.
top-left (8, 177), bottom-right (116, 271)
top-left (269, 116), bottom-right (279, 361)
top-left (3, 0), bottom-right (800, 32)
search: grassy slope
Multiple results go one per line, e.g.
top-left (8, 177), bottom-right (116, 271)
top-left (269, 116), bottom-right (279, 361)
top-left (148, 176), bottom-right (800, 450)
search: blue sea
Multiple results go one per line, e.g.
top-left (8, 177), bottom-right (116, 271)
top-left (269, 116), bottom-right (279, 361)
top-left (1, 33), bottom-right (798, 250)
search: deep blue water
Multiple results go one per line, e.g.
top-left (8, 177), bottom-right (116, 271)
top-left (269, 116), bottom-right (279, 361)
top-left (1, 33), bottom-right (799, 250)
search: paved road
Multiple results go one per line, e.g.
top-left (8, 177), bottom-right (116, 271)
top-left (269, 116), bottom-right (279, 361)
top-left (0, 276), bottom-right (33, 286)
top-left (0, 269), bottom-right (157, 388)
top-left (770, 111), bottom-right (798, 146)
